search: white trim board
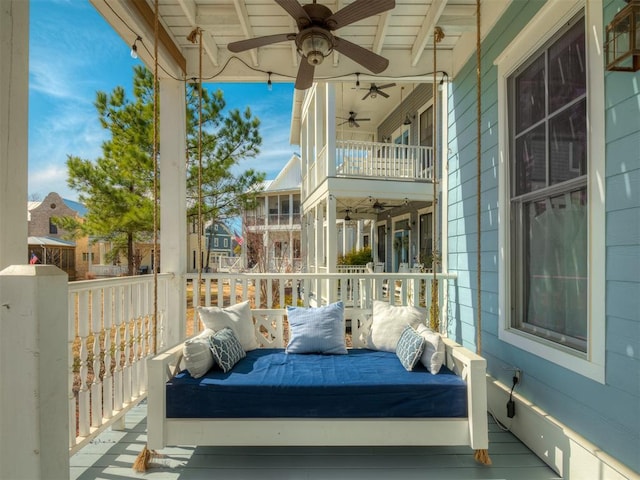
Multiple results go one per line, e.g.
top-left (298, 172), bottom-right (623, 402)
top-left (487, 377), bottom-right (637, 480)
top-left (495, 0), bottom-right (606, 382)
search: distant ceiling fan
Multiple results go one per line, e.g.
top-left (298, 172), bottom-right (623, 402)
top-left (362, 82), bottom-right (396, 100)
top-left (227, 0), bottom-right (396, 90)
top-left (338, 111), bottom-right (370, 128)
top-left (370, 197), bottom-right (408, 212)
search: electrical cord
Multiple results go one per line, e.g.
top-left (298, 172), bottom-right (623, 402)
top-left (102, 1), bottom-right (450, 87)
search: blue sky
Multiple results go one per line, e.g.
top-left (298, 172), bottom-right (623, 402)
top-left (28, 0), bottom-right (296, 202)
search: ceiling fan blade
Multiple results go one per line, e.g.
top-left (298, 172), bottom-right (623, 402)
top-left (228, 33), bottom-right (295, 52)
top-left (295, 59), bottom-right (315, 90)
top-left (356, 118), bottom-right (371, 122)
top-left (353, 121), bottom-right (360, 128)
top-left (326, 0), bottom-right (395, 30)
top-left (361, 90), bottom-right (372, 101)
top-left (333, 37), bottom-right (389, 74)
top-left (377, 83), bottom-right (397, 90)
top-left (275, 0), bottom-right (312, 27)
top-left (378, 90), bottom-right (390, 98)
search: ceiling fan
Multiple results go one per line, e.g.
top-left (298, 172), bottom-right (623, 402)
top-left (227, 0), bottom-right (396, 90)
top-left (338, 111), bottom-right (370, 128)
top-left (370, 197), bottom-right (408, 212)
top-left (362, 82), bottom-right (396, 100)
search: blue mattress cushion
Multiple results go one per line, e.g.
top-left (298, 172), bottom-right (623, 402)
top-left (166, 348), bottom-right (467, 418)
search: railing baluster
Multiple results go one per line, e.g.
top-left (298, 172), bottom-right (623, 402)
top-left (68, 292), bottom-right (77, 448)
top-left (77, 290), bottom-right (90, 437)
top-left (90, 287), bottom-right (103, 428)
top-left (113, 285), bottom-right (123, 413)
top-left (103, 287), bottom-right (113, 420)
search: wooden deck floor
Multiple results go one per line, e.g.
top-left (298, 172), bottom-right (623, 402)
top-left (70, 401), bottom-right (561, 480)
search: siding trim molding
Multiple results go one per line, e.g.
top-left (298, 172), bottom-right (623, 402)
top-left (487, 376), bottom-right (636, 479)
top-left (495, 0), bottom-right (606, 383)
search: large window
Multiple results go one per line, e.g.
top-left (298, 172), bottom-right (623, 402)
top-left (497, 0), bottom-right (605, 381)
top-left (509, 15), bottom-right (587, 352)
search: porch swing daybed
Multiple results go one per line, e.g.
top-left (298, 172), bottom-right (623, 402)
top-left (146, 301), bottom-right (489, 459)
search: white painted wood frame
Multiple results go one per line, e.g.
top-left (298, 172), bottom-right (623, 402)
top-left (147, 308), bottom-right (488, 452)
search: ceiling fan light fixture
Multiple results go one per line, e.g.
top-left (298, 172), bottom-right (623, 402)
top-left (299, 29), bottom-right (332, 65)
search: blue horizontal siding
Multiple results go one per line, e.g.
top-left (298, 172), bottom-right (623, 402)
top-left (446, 0), bottom-right (640, 472)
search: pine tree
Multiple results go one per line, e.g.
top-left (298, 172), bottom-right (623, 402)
top-left (59, 66), bottom-right (265, 275)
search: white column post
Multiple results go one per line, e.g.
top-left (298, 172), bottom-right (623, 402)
top-left (0, 265), bottom-right (69, 480)
top-left (315, 205), bottom-right (323, 273)
top-left (326, 194), bottom-right (337, 273)
top-left (0, 0), bottom-right (29, 270)
top-left (159, 77), bottom-right (187, 348)
top-left (325, 84), bottom-right (337, 177)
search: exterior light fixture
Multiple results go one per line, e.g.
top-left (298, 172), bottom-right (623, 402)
top-left (267, 72), bottom-right (273, 91)
top-left (403, 114), bottom-right (412, 126)
top-left (130, 36), bottom-right (142, 59)
top-left (605, 0), bottom-right (640, 71)
top-left (298, 28), bottom-right (333, 66)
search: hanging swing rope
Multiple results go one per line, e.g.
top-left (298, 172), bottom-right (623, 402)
top-left (473, 0), bottom-right (491, 467)
top-left (475, 0), bottom-right (483, 357)
top-left (196, 28), bottom-right (204, 312)
top-left (151, 0), bottom-right (160, 357)
top-left (132, 0), bottom-right (160, 472)
top-left (429, 27), bottom-right (444, 333)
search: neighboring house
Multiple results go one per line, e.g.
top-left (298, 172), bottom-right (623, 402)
top-left (206, 222), bottom-right (234, 257)
top-left (243, 153), bottom-right (303, 272)
top-left (27, 192), bottom-right (92, 280)
top-left (28, 192), bottom-right (155, 278)
top-left (292, 84), bottom-right (436, 274)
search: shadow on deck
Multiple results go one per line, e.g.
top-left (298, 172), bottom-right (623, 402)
top-left (70, 401), bottom-right (561, 480)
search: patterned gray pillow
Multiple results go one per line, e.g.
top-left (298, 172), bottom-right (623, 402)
top-left (396, 325), bottom-right (426, 371)
top-left (209, 327), bottom-right (246, 373)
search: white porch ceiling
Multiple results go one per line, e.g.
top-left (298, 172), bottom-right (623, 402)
top-left (91, 0), bottom-right (509, 86)
top-left (90, 0), bottom-right (509, 145)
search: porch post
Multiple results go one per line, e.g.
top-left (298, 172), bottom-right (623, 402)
top-left (325, 84), bottom-right (337, 177)
top-left (326, 194), bottom-right (337, 273)
top-left (0, 0), bottom-right (29, 270)
top-left (0, 265), bottom-right (69, 480)
top-left (159, 77), bottom-right (187, 348)
top-left (315, 205), bottom-right (323, 273)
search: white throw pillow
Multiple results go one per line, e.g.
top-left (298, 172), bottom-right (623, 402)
top-left (183, 328), bottom-right (215, 378)
top-left (368, 300), bottom-right (426, 352)
top-left (416, 324), bottom-right (445, 374)
top-left (197, 301), bottom-right (259, 351)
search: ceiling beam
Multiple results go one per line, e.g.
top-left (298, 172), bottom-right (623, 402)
top-left (372, 11), bottom-right (392, 55)
top-left (177, 0), bottom-right (219, 67)
top-left (232, 0), bottom-right (259, 67)
top-left (410, 0), bottom-right (447, 67)
top-left (130, 0), bottom-right (186, 74)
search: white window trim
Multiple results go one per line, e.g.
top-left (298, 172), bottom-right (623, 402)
top-left (495, 0), bottom-right (605, 383)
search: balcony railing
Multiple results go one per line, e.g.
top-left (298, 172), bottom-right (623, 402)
top-left (303, 140), bottom-right (434, 196)
top-left (245, 213), bottom-right (302, 228)
top-left (336, 140), bottom-right (433, 180)
top-left (67, 274), bottom-right (170, 454)
top-left (68, 271), bottom-right (455, 455)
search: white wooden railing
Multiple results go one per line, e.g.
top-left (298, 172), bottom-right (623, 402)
top-left (303, 140), bottom-right (433, 196)
top-left (185, 271), bottom-right (456, 337)
top-left (67, 270), bottom-right (454, 453)
top-left (67, 274), bottom-right (170, 454)
top-left (336, 140), bottom-right (433, 180)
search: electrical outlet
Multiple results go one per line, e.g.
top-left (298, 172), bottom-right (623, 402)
top-left (515, 368), bottom-right (521, 383)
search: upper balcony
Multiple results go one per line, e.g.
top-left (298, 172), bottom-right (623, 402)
top-left (303, 140), bottom-right (433, 199)
top-left (245, 213), bottom-right (302, 230)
